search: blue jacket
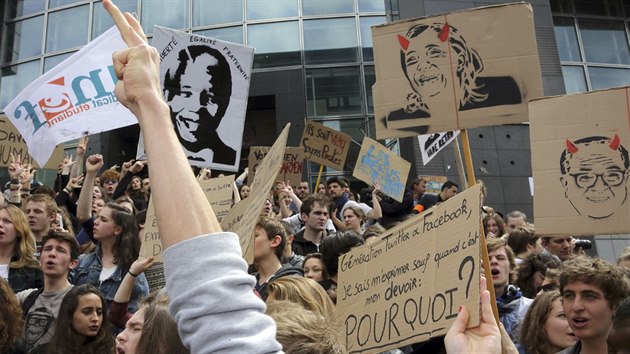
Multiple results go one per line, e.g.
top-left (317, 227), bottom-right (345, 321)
top-left (71, 245), bottom-right (148, 314)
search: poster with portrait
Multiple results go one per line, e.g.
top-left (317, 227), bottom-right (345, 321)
top-left (154, 26), bottom-right (254, 172)
top-left (372, 3), bottom-right (543, 139)
top-left (530, 87), bottom-right (630, 236)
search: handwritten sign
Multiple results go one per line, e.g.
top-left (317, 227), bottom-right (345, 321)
top-left (0, 114), bottom-right (63, 168)
top-left (337, 184), bottom-right (482, 353)
top-left (222, 124), bottom-right (290, 263)
top-left (199, 175), bottom-right (235, 222)
top-left (139, 197), bottom-right (161, 261)
top-left (300, 120), bottom-right (351, 171)
top-left (248, 146), bottom-right (305, 186)
top-left (353, 137), bottom-right (410, 202)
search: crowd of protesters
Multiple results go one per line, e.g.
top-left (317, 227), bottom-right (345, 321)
top-left (1, 1), bottom-right (629, 353)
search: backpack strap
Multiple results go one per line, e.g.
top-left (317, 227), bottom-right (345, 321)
top-left (21, 288), bottom-right (45, 316)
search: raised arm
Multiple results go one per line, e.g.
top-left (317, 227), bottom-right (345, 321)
top-left (108, 256), bottom-right (155, 328)
top-left (70, 135), bottom-right (88, 179)
top-left (366, 182), bottom-right (382, 220)
top-left (76, 154), bottom-right (102, 222)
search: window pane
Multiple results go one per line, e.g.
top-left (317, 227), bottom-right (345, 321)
top-left (550, 0), bottom-right (572, 13)
top-left (304, 18), bottom-right (358, 65)
top-left (193, 0), bottom-right (242, 27)
top-left (306, 67), bottom-right (362, 117)
top-left (46, 6), bottom-right (88, 53)
top-left (324, 119), bottom-right (366, 142)
top-left (365, 65), bottom-right (375, 113)
top-left (142, 0), bottom-right (189, 34)
top-left (194, 27), bottom-right (243, 45)
top-left (575, 0), bottom-right (622, 16)
top-left (247, 0), bottom-right (297, 20)
top-left (561, 66), bottom-right (587, 93)
top-left (359, 0), bottom-right (385, 13)
top-left (248, 21), bottom-right (300, 68)
top-left (44, 52), bottom-right (74, 72)
top-left (0, 60), bottom-right (40, 107)
top-left (589, 67), bottom-right (630, 90)
top-left (360, 16), bottom-right (385, 62)
top-left (49, 0), bottom-right (84, 8)
top-left (579, 19), bottom-right (630, 64)
top-left (303, 0), bottom-right (354, 16)
top-left (92, 0), bottom-right (137, 38)
top-left (5, 0), bottom-right (45, 18)
top-left (3, 16), bottom-right (43, 63)
top-left (553, 17), bottom-right (581, 62)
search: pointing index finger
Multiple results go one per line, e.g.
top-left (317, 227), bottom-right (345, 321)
top-left (103, 0), bottom-right (146, 46)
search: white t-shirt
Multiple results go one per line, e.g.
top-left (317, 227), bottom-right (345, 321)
top-left (282, 214), bottom-right (336, 235)
top-left (0, 263), bottom-right (8, 280)
top-left (100, 266), bottom-right (117, 282)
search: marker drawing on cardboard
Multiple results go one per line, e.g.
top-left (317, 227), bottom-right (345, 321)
top-left (156, 26), bottom-right (254, 171)
top-left (373, 3), bottom-right (542, 139)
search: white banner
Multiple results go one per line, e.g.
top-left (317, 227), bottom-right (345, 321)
top-left (3, 26), bottom-right (137, 167)
top-left (153, 26), bottom-right (254, 172)
top-left (418, 130), bottom-right (460, 165)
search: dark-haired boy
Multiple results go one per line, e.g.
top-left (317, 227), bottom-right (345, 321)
top-left (419, 180), bottom-right (458, 210)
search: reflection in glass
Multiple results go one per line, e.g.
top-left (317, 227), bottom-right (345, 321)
top-left (193, 0), bottom-right (242, 27)
top-left (195, 27), bottom-right (243, 45)
top-left (303, 0), bottom-right (353, 16)
top-left (575, 0), bottom-right (622, 16)
top-left (93, 0), bottom-right (137, 38)
top-left (306, 67), bottom-right (362, 117)
top-left (5, 0), bottom-right (44, 18)
top-left (3, 16), bottom-right (43, 63)
top-left (561, 66), bottom-right (587, 93)
top-left (248, 22), bottom-right (300, 68)
top-left (49, 0), bottom-right (83, 8)
top-left (360, 17), bottom-right (385, 62)
top-left (304, 18), bottom-right (358, 65)
top-left (323, 119), bottom-right (366, 143)
top-left (46, 6), bottom-right (88, 53)
top-left (550, 0), bottom-right (572, 13)
top-left (365, 66), bottom-right (375, 112)
top-left (579, 19), bottom-right (630, 65)
top-left (359, 0), bottom-right (385, 13)
top-left (0, 60), bottom-right (40, 107)
top-left (553, 17), bottom-right (581, 62)
top-left (44, 52), bottom-right (75, 72)
top-left (142, 0), bottom-right (189, 34)
top-left (589, 67), bottom-right (630, 90)
top-left (247, 0), bottom-right (297, 20)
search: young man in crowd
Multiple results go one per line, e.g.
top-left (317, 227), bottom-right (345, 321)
top-left (16, 232), bottom-right (79, 352)
top-left (295, 181), bottom-right (310, 200)
top-left (487, 238), bottom-right (533, 349)
top-left (558, 256), bottom-right (629, 354)
top-left (541, 235), bottom-right (575, 261)
top-left (253, 217), bottom-right (303, 301)
top-left (327, 177), bottom-right (349, 222)
top-left (505, 210), bottom-right (527, 231)
top-left (24, 194), bottom-right (58, 257)
top-left (292, 195), bottom-right (331, 256)
top-left (419, 180), bottom-right (458, 210)
top-left (506, 224), bottom-right (541, 264)
top-left (280, 221), bottom-right (304, 268)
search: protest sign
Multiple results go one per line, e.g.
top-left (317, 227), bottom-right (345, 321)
top-left (418, 131), bottom-right (460, 166)
top-left (337, 184), bottom-right (482, 353)
top-left (198, 174), bottom-right (235, 222)
top-left (0, 114), bottom-right (63, 168)
top-left (422, 175), bottom-right (448, 195)
top-left (372, 3), bottom-right (543, 139)
top-left (353, 137), bottom-right (410, 202)
top-left (248, 146), bottom-right (305, 186)
top-left (154, 26), bottom-right (254, 172)
top-left (3, 26), bottom-right (137, 167)
top-left (221, 124), bottom-right (290, 263)
top-left (300, 120), bottom-right (351, 171)
top-left (139, 197), bottom-right (161, 262)
top-left (530, 87), bottom-right (630, 236)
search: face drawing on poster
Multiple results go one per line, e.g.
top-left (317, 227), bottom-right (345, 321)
top-left (163, 45), bottom-right (236, 165)
top-left (384, 22), bottom-right (522, 134)
top-left (560, 135), bottom-right (629, 219)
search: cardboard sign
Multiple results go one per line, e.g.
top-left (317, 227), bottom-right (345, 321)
top-left (530, 87), bottom-right (630, 236)
top-left (422, 175), bottom-right (448, 195)
top-left (221, 124), bottom-right (290, 263)
top-left (199, 174), bottom-right (235, 222)
top-left (154, 26), bottom-right (254, 172)
top-left (373, 3), bottom-right (543, 139)
top-left (2, 26), bottom-right (136, 166)
top-left (139, 197), bottom-right (162, 261)
top-left (248, 146), bottom-right (305, 186)
top-left (353, 137), bottom-right (411, 202)
top-left (418, 131), bottom-right (460, 166)
top-left (300, 120), bottom-right (351, 171)
top-left (337, 184), bottom-right (482, 353)
top-left (0, 115), bottom-right (63, 168)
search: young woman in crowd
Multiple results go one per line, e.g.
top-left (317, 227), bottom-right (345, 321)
top-left (0, 205), bottom-right (43, 293)
top-left (0, 278), bottom-right (24, 354)
top-left (44, 284), bottom-right (116, 354)
top-left (515, 251), bottom-right (561, 298)
top-left (483, 213), bottom-right (506, 238)
top-left (342, 205), bottom-right (367, 235)
top-left (239, 184), bottom-right (251, 199)
top-left (303, 253), bottom-right (328, 282)
top-left (520, 290), bottom-right (578, 354)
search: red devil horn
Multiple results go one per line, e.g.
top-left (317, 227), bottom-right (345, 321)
top-left (398, 34), bottom-right (409, 51)
top-left (610, 134), bottom-right (620, 150)
top-left (566, 139), bottom-right (579, 154)
top-left (438, 22), bottom-right (450, 42)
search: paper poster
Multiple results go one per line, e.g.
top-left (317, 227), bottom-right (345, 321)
top-left (248, 146), bottom-right (305, 187)
top-left (530, 87), bottom-right (630, 235)
top-left (198, 174), bottom-right (235, 222)
top-left (373, 3), bottom-right (543, 139)
top-left (0, 114), bottom-right (63, 168)
top-left (154, 26), bottom-right (254, 172)
top-left (418, 130), bottom-right (460, 165)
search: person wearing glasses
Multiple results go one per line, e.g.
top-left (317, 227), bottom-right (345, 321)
top-left (99, 168), bottom-right (121, 199)
top-left (560, 135), bottom-right (629, 219)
